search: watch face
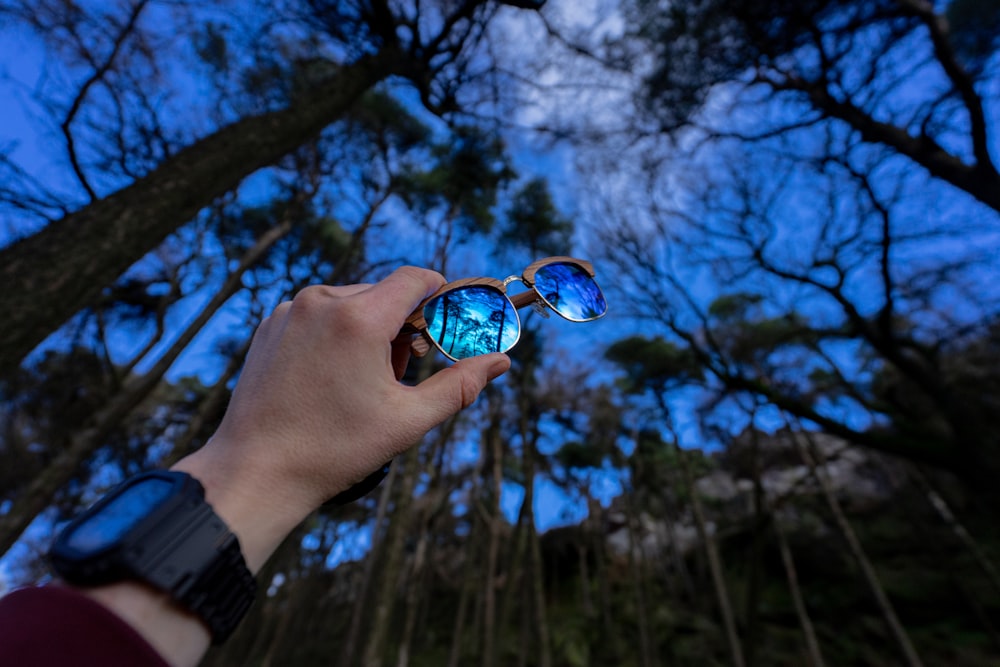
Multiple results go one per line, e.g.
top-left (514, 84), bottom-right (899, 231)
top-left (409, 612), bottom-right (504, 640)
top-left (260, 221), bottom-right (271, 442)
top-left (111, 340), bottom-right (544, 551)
top-left (64, 477), bottom-right (174, 553)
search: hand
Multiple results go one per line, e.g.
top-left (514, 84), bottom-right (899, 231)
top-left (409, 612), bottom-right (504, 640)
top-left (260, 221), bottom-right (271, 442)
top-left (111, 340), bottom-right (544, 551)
top-left (174, 266), bottom-right (510, 571)
top-left (75, 267), bottom-right (509, 667)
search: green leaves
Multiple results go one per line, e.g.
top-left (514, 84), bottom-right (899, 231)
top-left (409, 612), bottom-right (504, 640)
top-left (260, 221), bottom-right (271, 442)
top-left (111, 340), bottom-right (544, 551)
top-left (605, 335), bottom-right (704, 394)
top-left (502, 178), bottom-right (573, 258)
top-left (397, 126), bottom-right (515, 237)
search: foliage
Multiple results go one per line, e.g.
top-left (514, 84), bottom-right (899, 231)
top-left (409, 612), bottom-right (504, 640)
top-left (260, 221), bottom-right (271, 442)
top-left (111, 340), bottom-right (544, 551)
top-left (1, 0), bottom-right (998, 664)
top-left (606, 335), bottom-right (704, 394)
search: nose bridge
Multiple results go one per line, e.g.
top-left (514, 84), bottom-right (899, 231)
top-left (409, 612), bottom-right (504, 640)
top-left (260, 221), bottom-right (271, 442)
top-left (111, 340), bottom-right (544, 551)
top-left (502, 275), bottom-right (524, 292)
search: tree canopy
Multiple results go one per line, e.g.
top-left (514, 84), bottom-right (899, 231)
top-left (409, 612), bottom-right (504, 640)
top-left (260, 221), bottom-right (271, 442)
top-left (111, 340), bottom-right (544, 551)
top-left (2, 0), bottom-right (999, 664)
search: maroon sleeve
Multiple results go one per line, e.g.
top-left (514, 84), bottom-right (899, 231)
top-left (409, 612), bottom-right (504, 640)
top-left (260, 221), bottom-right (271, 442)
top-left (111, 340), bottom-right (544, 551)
top-left (0, 585), bottom-right (170, 667)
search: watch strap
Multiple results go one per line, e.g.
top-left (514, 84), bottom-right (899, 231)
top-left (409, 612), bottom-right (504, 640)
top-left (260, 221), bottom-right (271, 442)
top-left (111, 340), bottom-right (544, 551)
top-left (51, 471), bottom-right (257, 645)
top-left (325, 462), bottom-right (391, 506)
top-left (132, 475), bottom-right (257, 644)
top-left (177, 532), bottom-right (257, 644)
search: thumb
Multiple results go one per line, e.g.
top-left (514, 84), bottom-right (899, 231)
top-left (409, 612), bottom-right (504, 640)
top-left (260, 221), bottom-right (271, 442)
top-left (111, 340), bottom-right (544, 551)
top-left (409, 353), bottom-right (511, 425)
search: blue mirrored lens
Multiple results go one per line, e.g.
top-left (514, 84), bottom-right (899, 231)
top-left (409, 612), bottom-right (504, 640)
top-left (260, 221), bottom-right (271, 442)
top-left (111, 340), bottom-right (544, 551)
top-left (534, 262), bottom-right (607, 321)
top-left (424, 286), bottom-right (520, 360)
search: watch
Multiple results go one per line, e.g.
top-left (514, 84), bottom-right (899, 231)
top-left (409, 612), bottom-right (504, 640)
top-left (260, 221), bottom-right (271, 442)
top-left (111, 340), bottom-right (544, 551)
top-left (49, 470), bottom-right (257, 644)
top-left (326, 462), bottom-right (391, 505)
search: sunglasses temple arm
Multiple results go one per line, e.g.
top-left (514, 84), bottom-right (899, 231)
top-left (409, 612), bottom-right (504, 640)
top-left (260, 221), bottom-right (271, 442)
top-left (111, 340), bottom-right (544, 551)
top-left (394, 319), bottom-right (430, 357)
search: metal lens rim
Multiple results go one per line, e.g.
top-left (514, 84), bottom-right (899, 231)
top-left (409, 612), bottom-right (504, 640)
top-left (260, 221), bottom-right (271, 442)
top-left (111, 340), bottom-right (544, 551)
top-left (423, 284), bottom-right (521, 361)
top-left (532, 261), bottom-right (608, 323)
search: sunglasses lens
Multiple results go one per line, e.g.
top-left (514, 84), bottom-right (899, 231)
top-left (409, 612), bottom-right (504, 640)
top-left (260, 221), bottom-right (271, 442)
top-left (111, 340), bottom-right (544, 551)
top-left (534, 262), bottom-right (608, 321)
top-left (424, 286), bottom-right (520, 360)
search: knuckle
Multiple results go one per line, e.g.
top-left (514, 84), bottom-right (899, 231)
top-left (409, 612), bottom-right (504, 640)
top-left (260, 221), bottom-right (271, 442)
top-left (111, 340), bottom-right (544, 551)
top-left (289, 284), bottom-right (368, 331)
top-left (396, 265), bottom-right (445, 289)
top-left (292, 284), bottom-right (334, 310)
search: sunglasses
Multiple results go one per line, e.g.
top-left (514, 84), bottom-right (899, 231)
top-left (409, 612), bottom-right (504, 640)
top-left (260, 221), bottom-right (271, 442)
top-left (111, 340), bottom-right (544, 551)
top-left (402, 257), bottom-right (607, 361)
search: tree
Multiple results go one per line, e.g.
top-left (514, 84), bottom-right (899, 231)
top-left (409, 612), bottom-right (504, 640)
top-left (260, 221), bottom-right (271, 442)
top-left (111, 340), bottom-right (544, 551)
top-left (501, 178), bottom-right (573, 258)
top-left (587, 0), bottom-right (1000, 497)
top-left (621, 0), bottom-right (999, 212)
top-left (0, 0), bottom-right (546, 378)
top-left (607, 338), bottom-right (746, 667)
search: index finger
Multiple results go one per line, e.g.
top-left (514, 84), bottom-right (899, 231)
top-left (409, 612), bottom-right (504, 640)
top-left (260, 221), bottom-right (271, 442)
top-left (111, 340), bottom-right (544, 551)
top-left (361, 265), bottom-right (446, 331)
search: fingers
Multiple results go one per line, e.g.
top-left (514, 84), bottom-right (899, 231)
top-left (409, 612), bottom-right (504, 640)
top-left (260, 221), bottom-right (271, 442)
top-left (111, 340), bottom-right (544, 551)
top-left (390, 335), bottom-right (412, 380)
top-left (407, 353), bottom-right (511, 426)
top-left (361, 266), bottom-right (446, 330)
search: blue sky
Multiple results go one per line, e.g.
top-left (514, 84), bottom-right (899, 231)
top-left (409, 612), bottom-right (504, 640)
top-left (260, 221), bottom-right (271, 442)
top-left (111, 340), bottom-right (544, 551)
top-left (0, 2), bottom-right (645, 589)
top-left (3, 0), bottom-right (998, 593)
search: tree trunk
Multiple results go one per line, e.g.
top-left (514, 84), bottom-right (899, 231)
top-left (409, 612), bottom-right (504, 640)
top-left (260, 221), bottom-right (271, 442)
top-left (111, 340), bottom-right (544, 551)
top-left (623, 489), bottom-right (655, 667)
top-left (260, 569), bottom-right (313, 667)
top-left (339, 460), bottom-right (399, 667)
top-left (0, 220), bottom-right (291, 556)
top-left (773, 515), bottom-right (827, 667)
top-left (482, 411), bottom-right (504, 667)
top-left (794, 432), bottom-right (924, 667)
top-left (590, 499), bottom-right (619, 661)
top-left (744, 429), bottom-right (766, 666)
top-left (521, 428), bottom-right (552, 667)
top-left (447, 475), bottom-right (483, 667)
top-left (0, 50), bottom-right (402, 378)
top-left (361, 439), bottom-right (426, 666)
top-left (676, 445), bottom-right (746, 667)
top-left (161, 339), bottom-right (250, 468)
top-left (909, 465), bottom-right (1000, 597)
top-left (497, 474), bottom-right (528, 662)
top-left (396, 428), bottom-right (454, 667)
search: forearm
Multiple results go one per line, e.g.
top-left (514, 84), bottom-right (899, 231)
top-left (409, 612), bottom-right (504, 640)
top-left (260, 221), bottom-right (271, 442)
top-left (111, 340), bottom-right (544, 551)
top-left (76, 443), bottom-right (322, 667)
top-left (53, 268), bottom-right (509, 666)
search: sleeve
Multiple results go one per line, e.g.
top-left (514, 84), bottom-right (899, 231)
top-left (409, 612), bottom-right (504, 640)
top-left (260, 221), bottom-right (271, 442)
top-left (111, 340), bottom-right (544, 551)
top-left (0, 585), bottom-right (171, 667)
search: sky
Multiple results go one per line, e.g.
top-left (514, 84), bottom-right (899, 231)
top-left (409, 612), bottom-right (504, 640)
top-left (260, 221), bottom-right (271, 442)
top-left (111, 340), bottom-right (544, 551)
top-left (0, 0), bottom-right (648, 589)
top-left (2, 0), bottom-right (998, 592)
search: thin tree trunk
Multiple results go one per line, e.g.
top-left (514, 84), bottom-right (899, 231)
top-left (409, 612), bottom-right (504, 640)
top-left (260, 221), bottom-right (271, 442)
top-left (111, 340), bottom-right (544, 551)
top-left (773, 515), bottom-right (827, 667)
top-left (497, 486), bottom-right (528, 637)
top-left (744, 427), bottom-right (766, 667)
top-left (161, 338), bottom-right (250, 468)
top-left (447, 477), bottom-right (484, 667)
top-left (576, 539), bottom-right (593, 618)
top-left (362, 448), bottom-right (419, 667)
top-left (909, 465), bottom-right (1000, 597)
top-left (521, 427), bottom-right (552, 667)
top-left (527, 505), bottom-right (551, 667)
top-left (623, 489), bottom-right (655, 667)
top-left (396, 427), bottom-right (455, 667)
top-left (395, 514), bottom-right (430, 667)
top-left (674, 439), bottom-right (746, 667)
top-left (655, 491), bottom-right (697, 603)
top-left (259, 570), bottom-right (313, 667)
top-left (482, 410), bottom-right (504, 667)
top-left (651, 394), bottom-right (745, 667)
top-left (793, 431), bottom-right (924, 667)
top-left (590, 499), bottom-right (619, 661)
top-left (0, 220), bottom-right (291, 556)
top-left (339, 460), bottom-right (399, 667)
top-left (447, 564), bottom-right (474, 667)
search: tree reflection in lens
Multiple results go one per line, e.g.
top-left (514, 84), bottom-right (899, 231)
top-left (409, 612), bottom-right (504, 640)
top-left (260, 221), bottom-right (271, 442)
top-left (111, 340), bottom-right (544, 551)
top-left (424, 286), bottom-right (519, 359)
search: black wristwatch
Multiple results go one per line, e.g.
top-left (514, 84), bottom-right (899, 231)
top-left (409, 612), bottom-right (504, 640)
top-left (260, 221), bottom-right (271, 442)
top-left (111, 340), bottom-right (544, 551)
top-left (49, 470), bottom-right (257, 644)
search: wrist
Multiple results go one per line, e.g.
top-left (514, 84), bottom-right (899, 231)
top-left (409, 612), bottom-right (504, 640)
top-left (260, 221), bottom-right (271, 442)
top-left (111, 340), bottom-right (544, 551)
top-left (169, 443), bottom-right (314, 574)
